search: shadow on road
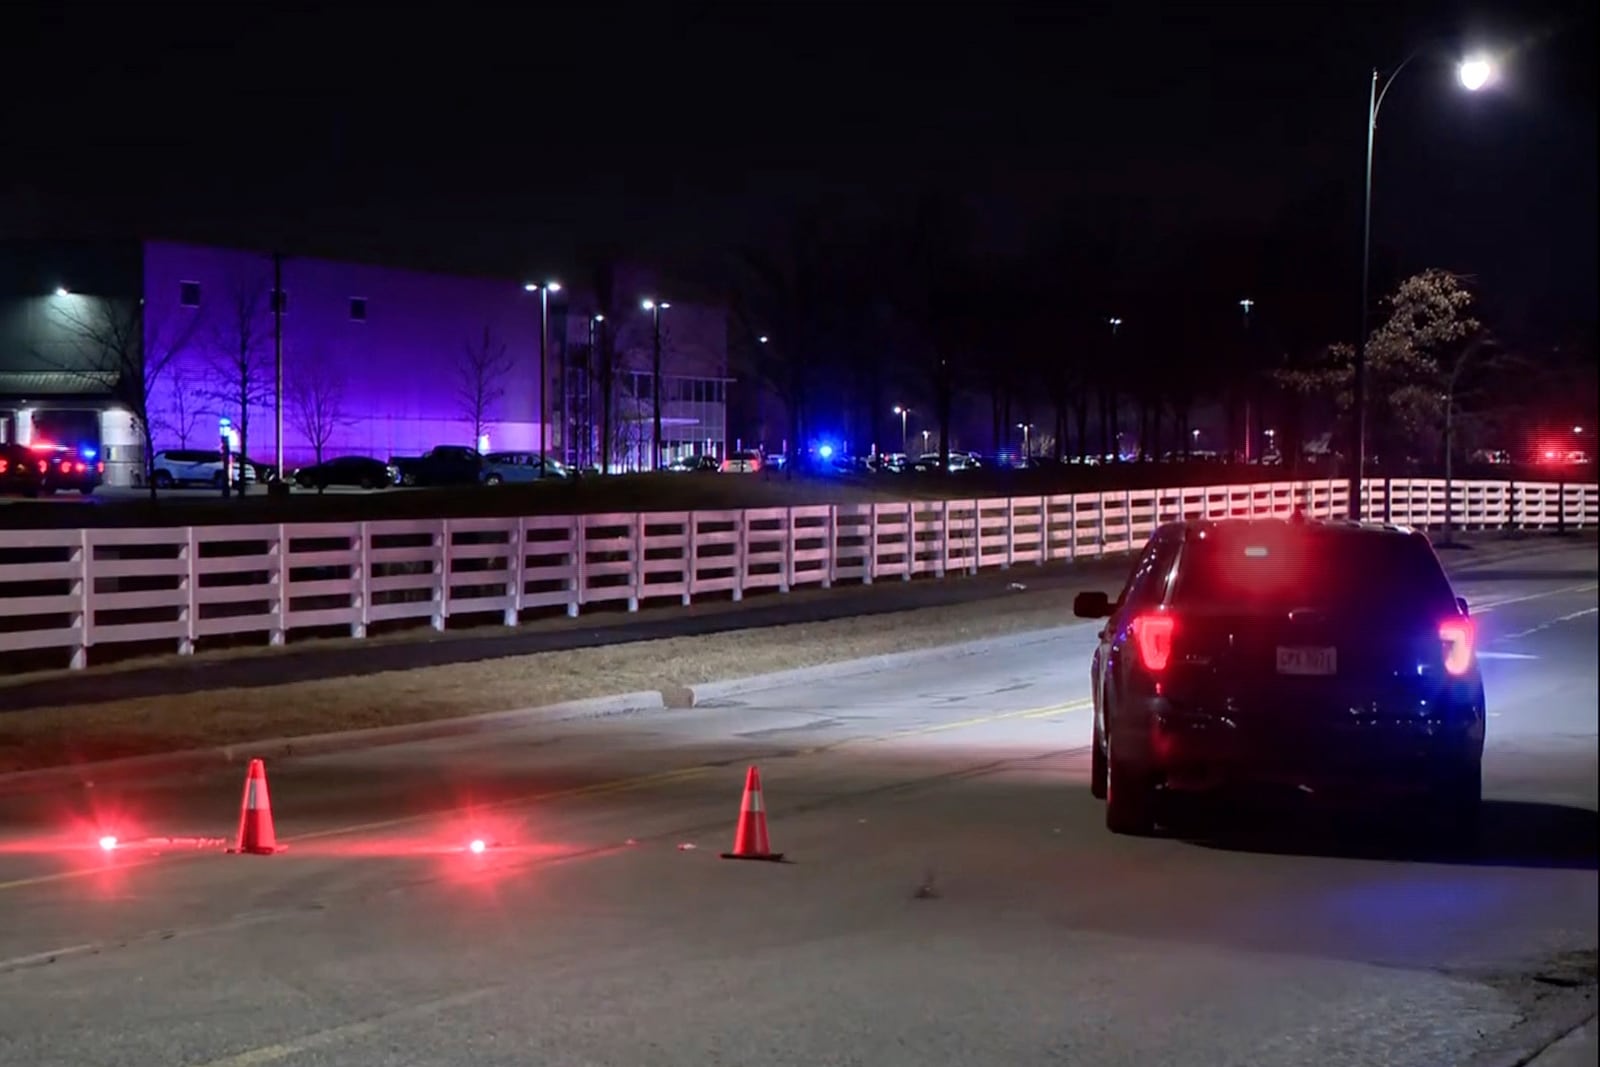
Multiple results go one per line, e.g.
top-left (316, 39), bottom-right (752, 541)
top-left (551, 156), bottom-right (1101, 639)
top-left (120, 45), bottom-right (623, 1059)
top-left (1177, 799), bottom-right (1600, 870)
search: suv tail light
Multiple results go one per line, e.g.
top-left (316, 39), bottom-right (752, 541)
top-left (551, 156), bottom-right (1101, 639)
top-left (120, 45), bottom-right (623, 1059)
top-left (0, 458), bottom-right (8, 474)
top-left (1129, 613), bottom-right (1177, 673)
top-left (37, 459), bottom-right (48, 474)
top-left (1439, 617), bottom-right (1475, 675)
top-left (96, 461), bottom-right (105, 473)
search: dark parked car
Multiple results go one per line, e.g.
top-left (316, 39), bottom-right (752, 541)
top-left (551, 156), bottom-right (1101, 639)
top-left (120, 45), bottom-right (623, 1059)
top-left (0, 443), bottom-right (47, 497)
top-left (38, 446), bottom-right (104, 494)
top-left (292, 455), bottom-right (396, 490)
top-left (1074, 515), bottom-right (1485, 838)
top-left (388, 445), bottom-right (484, 487)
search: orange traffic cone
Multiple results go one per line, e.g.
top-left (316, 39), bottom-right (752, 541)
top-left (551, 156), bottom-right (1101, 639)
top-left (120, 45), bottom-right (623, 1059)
top-left (231, 758), bottom-right (279, 855)
top-left (721, 765), bottom-right (784, 862)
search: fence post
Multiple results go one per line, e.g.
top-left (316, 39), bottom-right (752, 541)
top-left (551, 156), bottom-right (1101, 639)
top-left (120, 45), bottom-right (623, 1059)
top-left (732, 512), bottom-right (747, 602)
top-left (179, 526), bottom-right (196, 656)
top-left (681, 513), bottom-right (694, 606)
top-left (271, 524), bottom-right (288, 646)
top-left (781, 507), bottom-right (794, 593)
top-left (1557, 482), bottom-right (1567, 535)
top-left (357, 521), bottom-right (373, 638)
top-left (72, 528), bottom-right (91, 670)
top-left (433, 519), bottom-right (449, 632)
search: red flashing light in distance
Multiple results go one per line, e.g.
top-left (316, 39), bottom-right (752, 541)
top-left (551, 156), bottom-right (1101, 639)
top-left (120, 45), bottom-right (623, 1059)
top-left (98, 835), bottom-right (119, 852)
top-left (1439, 617), bottom-right (1476, 675)
top-left (1130, 613), bottom-right (1176, 673)
top-left (468, 838), bottom-right (487, 854)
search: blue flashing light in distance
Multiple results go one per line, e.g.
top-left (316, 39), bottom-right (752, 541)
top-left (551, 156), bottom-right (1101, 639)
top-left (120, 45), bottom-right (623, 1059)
top-left (817, 443), bottom-right (835, 460)
top-left (80, 445), bottom-right (98, 460)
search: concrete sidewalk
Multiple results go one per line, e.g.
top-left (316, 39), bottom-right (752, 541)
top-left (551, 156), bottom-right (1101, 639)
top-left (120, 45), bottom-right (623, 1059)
top-left (1523, 1017), bottom-right (1598, 1067)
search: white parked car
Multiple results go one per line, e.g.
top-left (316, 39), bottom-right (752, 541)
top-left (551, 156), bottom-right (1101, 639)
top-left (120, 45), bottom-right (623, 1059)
top-left (149, 449), bottom-right (257, 489)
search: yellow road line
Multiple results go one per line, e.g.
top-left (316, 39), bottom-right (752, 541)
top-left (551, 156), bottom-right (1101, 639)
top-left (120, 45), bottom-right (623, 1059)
top-left (0, 697), bottom-right (1091, 894)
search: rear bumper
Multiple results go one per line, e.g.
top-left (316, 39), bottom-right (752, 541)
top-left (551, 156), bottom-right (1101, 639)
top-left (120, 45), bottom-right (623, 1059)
top-left (1120, 696), bottom-right (1485, 794)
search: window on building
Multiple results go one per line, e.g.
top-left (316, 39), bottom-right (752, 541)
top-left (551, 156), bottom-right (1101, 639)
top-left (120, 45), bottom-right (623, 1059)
top-left (179, 281), bottom-right (201, 308)
top-left (349, 297), bottom-right (367, 322)
top-left (271, 289), bottom-right (289, 314)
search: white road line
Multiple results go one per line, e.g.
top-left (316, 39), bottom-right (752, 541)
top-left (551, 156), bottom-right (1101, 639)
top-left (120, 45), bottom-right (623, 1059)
top-left (1469, 582), bottom-right (1599, 614)
top-left (1502, 606), bottom-right (1600, 640)
top-left (191, 988), bottom-right (497, 1066)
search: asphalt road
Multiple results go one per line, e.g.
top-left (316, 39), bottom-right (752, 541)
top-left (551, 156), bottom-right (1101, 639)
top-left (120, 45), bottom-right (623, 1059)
top-left (0, 544), bottom-right (1594, 1066)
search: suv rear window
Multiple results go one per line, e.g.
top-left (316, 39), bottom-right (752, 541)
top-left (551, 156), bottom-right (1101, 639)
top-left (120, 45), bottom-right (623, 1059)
top-left (1173, 528), bottom-right (1456, 615)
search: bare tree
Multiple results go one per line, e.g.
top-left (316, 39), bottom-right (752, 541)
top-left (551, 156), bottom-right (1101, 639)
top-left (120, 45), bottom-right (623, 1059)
top-left (158, 365), bottom-right (208, 448)
top-left (206, 282), bottom-right (274, 494)
top-left (288, 359), bottom-right (350, 483)
top-left (46, 295), bottom-right (198, 501)
top-left (455, 325), bottom-right (513, 447)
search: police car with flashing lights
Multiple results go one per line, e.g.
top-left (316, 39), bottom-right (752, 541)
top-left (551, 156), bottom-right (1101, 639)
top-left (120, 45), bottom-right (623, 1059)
top-left (1073, 514), bottom-right (1486, 839)
top-left (39, 445), bottom-right (105, 495)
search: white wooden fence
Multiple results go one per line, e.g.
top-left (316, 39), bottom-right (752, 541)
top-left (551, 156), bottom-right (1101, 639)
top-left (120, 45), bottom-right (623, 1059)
top-left (2, 477), bottom-right (1595, 671)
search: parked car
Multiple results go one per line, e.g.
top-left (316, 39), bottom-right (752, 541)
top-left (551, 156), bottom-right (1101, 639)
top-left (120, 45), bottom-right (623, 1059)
top-left (39, 446), bottom-right (104, 494)
top-left (481, 451), bottom-right (570, 484)
top-left (292, 455), bottom-right (396, 490)
top-left (0, 443), bottom-right (46, 497)
top-left (669, 455), bottom-right (720, 473)
top-left (388, 445), bottom-right (484, 487)
top-left (721, 450), bottom-right (763, 474)
top-left (149, 449), bottom-right (257, 489)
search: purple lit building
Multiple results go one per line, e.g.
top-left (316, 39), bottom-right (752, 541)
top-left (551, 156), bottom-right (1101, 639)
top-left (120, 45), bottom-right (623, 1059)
top-left (1, 239), bottom-right (732, 483)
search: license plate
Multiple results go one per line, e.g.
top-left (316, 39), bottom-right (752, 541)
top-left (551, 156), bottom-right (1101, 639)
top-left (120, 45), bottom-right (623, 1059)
top-left (1276, 646), bottom-right (1337, 676)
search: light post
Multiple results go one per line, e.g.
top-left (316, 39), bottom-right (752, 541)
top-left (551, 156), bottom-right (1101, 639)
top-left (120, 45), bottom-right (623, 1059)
top-left (1239, 298), bottom-right (1255, 463)
top-left (642, 299), bottom-right (670, 470)
top-left (1017, 422), bottom-right (1033, 459)
top-left (1349, 50), bottom-right (1499, 519)
top-left (586, 313), bottom-right (604, 470)
top-left (893, 405), bottom-right (910, 455)
top-left (524, 281), bottom-right (562, 470)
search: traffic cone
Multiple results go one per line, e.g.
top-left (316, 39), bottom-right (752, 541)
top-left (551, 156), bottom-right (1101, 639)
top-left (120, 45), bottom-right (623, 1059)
top-left (721, 765), bottom-right (784, 862)
top-left (230, 758), bottom-right (279, 855)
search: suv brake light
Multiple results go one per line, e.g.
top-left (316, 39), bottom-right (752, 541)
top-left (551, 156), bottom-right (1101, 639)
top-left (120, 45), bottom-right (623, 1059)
top-left (1129, 613), bottom-right (1176, 673)
top-left (1439, 617), bottom-right (1475, 675)
top-left (0, 458), bottom-right (8, 474)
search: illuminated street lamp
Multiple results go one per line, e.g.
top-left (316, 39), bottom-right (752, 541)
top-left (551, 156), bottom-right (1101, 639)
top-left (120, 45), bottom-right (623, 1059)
top-left (1017, 422), bottom-right (1034, 459)
top-left (893, 405), bottom-right (911, 454)
top-left (524, 281), bottom-right (562, 468)
top-left (1349, 48), bottom-right (1501, 518)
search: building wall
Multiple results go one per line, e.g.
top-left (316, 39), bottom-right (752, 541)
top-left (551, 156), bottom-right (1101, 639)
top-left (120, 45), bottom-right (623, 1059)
top-left (4, 240), bottom-right (734, 478)
top-left (143, 241), bottom-right (549, 467)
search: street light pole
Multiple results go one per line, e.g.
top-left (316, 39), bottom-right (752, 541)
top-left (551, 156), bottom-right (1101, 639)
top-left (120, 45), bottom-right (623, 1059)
top-left (643, 299), bottom-right (669, 470)
top-left (525, 281), bottom-right (562, 470)
top-left (1350, 50), bottom-right (1497, 519)
top-left (273, 251), bottom-right (284, 484)
top-left (893, 405), bottom-right (909, 455)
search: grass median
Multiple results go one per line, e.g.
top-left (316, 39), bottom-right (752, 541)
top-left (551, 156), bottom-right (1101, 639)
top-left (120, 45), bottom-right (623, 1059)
top-left (0, 585), bottom-right (1077, 775)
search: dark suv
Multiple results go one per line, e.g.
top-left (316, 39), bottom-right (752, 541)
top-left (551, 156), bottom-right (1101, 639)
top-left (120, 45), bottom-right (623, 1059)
top-left (1074, 516), bottom-right (1485, 838)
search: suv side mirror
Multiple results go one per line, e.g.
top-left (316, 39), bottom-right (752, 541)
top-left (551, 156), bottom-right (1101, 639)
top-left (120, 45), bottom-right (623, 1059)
top-left (1456, 596), bottom-right (1470, 616)
top-left (1073, 591), bottom-right (1113, 619)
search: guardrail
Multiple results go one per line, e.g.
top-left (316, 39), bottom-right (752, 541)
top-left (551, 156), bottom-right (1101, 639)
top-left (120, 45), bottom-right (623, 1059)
top-left (2, 477), bottom-right (1595, 672)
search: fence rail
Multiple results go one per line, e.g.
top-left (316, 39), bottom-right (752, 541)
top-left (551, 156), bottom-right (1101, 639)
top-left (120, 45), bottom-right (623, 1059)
top-left (3, 477), bottom-right (1595, 671)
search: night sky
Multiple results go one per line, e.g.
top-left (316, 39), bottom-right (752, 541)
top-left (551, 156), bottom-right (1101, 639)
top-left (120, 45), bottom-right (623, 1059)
top-left (3, 1), bottom-right (1594, 349)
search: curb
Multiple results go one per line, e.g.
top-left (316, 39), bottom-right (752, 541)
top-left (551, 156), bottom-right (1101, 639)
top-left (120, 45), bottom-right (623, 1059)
top-left (677, 623), bottom-right (1089, 707)
top-left (0, 690), bottom-right (666, 798)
